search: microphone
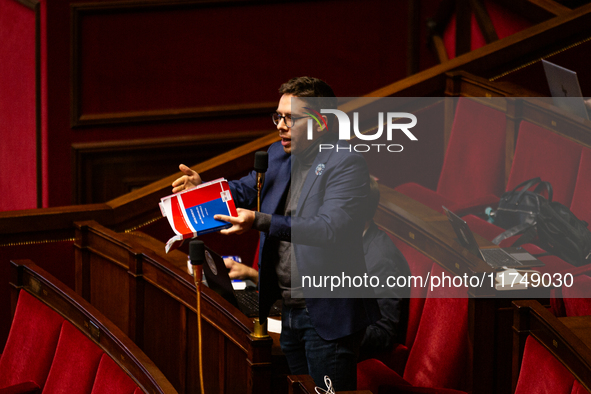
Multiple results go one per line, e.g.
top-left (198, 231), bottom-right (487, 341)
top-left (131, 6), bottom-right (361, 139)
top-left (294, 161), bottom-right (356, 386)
top-left (189, 240), bottom-right (205, 281)
top-left (189, 239), bottom-right (205, 265)
top-left (254, 151), bottom-right (268, 212)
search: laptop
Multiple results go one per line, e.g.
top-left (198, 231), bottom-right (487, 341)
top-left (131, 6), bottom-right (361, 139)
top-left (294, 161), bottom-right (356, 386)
top-left (201, 246), bottom-right (281, 317)
top-left (542, 59), bottom-right (589, 120)
top-left (442, 206), bottom-right (544, 269)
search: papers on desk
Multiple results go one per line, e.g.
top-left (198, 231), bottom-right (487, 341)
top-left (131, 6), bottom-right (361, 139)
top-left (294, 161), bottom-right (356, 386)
top-left (495, 268), bottom-right (541, 291)
top-left (267, 317), bottom-right (282, 334)
top-left (232, 280), bottom-right (247, 290)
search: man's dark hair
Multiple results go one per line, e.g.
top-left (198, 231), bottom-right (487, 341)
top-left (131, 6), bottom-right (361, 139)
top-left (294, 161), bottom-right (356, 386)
top-left (279, 76), bottom-right (336, 99)
top-left (279, 76), bottom-right (338, 131)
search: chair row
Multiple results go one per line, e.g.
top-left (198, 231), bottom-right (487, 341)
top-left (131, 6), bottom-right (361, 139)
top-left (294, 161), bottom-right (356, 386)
top-left (357, 242), bottom-right (471, 393)
top-left (396, 97), bottom-right (591, 270)
top-left (0, 260), bottom-right (176, 394)
top-left (358, 298), bottom-right (591, 394)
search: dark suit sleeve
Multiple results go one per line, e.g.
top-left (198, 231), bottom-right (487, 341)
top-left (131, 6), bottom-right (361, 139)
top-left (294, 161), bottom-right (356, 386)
top-left (228, 171), bottom-right (257, 210)
top-left (230, 171), bottom-right (292, 241)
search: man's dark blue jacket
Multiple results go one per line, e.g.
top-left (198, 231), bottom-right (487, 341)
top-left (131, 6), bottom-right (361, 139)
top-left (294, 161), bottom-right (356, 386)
top-left (229, 135), bottom-right (380, 341)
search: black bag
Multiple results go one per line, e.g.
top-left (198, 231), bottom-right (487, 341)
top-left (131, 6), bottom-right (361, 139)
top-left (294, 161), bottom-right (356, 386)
top-left (491, 178), bottom-right (591, 266)
top-left (533, 201), bottom-right (591, 267)
top-left (493, 177), bottom-right (553, 230)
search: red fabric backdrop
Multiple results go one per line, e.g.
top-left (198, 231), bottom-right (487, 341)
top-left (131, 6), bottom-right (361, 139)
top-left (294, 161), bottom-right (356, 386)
top-left (0, 0), bottom-right (37, 211)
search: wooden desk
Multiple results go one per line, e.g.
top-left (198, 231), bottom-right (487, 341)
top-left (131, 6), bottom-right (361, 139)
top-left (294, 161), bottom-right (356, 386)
top-left (74, 220), bottom-right (289, 394)
top-left (560, 316), bottom-right (591, 350)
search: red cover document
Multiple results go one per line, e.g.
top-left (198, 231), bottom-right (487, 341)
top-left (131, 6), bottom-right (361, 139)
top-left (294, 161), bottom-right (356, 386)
top-left (159, 178), bottom-right (237, 253)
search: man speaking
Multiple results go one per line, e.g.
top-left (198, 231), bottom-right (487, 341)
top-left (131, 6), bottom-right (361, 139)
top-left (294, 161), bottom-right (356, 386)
top-left (172, 77), bottom-right (379, 390)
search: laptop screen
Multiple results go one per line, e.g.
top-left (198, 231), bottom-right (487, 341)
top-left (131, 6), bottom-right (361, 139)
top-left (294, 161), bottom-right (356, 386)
top-left (542, 60), bottom-right (589, 120)
top-left (442, 206), bottom-right (485, 260)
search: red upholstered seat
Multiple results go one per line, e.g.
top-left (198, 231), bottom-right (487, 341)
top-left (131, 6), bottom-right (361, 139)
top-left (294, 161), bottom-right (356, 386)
top-left (357, 358), bottom-right (411, 393)
top-left (0, 291), bottom-right (63, 390)
top-left (366, 233), bottom-right (432, 375)
top-left (387, 235), bottom-right (432, 349)
top-left (507, 122), bottom-right (582, 207)
top-left (0, 291), bottom-right (143, 394)
top-left (570, 147), bottom-right (591, 226)
top-left (561, 273), bottom-right (591, 316)
top-left (395, 98), bottom-right (506, 215)
top-left (572, 381), bottom-right (591, 394)
top-left (551, 264), bottom-right (591, 318)
top-left (403, 264), bottom-right (470, 391)
top-left (40, 322), bottom-right (104, 393)
top-left (357, 359), bottom-right (468, 394)
top-left (514, 336), bottom-right (582, 394)
top-left (91, 354), bottom-right (139, 394)
top-left (358, 263), bottom-right (470, 393)
top-left (0, 382), bottom-right (40, 394)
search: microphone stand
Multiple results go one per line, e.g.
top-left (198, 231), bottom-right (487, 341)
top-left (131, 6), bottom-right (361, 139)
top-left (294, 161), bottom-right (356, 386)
top-left (256, 171), bottom-right (265, 213)
top-left (189, 240), bottom-right (206, 393)
top-left (252, 151), bottom-right (269, 338)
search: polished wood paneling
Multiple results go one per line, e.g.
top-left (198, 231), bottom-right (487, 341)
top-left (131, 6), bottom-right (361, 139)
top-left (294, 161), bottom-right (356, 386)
top-left (69, 0), bottom-right (279, 127)
top-left (71, 130), bottom-right (270, 204)
top-left (74, 220), bottom-right (282, 393)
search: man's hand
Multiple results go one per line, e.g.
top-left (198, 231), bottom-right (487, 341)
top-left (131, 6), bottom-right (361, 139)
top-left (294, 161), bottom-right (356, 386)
top-left (172, 164), bottom-right (202, 193)
top-left (215, 208), bottom-right (255, 235)
top-left (224, 258), bottom-right (258, 284)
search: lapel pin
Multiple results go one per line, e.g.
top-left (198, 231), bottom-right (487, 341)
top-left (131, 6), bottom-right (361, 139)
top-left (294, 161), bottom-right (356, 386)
top-left (315, 164), bottom-right (325, 176)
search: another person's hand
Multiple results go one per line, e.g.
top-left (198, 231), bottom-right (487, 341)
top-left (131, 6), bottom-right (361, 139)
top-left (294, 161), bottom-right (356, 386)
top-left (215, 208), bottom-right (255, 235)
top-left (172, 164), bottom-right (202, 193)
top-left (224, 258), bottom-right (258, 284)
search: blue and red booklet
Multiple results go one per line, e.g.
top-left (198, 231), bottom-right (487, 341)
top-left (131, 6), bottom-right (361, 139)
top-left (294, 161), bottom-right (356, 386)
top-left (159, 178), bottom-right (237, 253)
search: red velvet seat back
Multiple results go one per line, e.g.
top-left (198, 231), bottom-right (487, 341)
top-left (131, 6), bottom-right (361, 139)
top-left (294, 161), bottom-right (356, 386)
top-left (0, 292), bottom-right (63, 389)
top-left (437, 98), bottom-right (507, 206)
top-left (388, 234), bottom-right (432, 348)
top-left (561, 274), bottom-right (591, 317)
top-left (42, 321), bottom-right (104, 394)
top-left (0, 291), bottom-right (142, 394)
top-left (572, 381), bottom-right (591, 394)
top-left (357, 358), bottom-right (411, 394)
top-left (570, 147), bottom-right (591, 226)
top-left (551, 264), bottom-right (591, 318)
top-left (514, 336), bottom-right (577, 394)
top-left (91, 354), bottom-right (138, 394)
top-left (402, 264), bottom-right (470, 391)
top-left (507, 122), bottom-right (582, 207)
